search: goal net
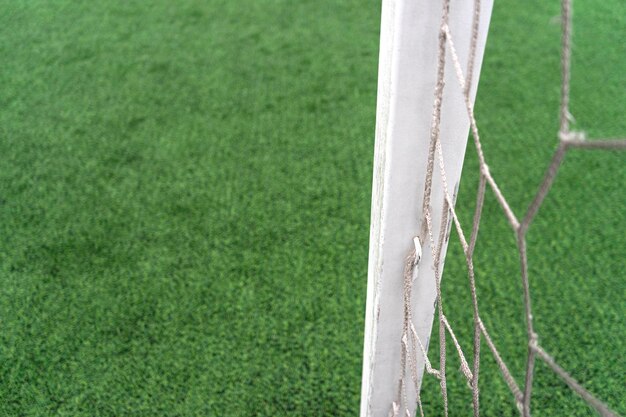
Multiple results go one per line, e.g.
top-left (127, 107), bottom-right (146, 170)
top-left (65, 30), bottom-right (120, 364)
top-left (360, 0), bottom-right (625, 416)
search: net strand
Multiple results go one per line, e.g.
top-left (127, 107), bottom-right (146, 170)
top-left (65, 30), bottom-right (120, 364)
top-left (461, 12), bottom-right (485, 412)
top-left (391, 0), bottom-right (624, 416)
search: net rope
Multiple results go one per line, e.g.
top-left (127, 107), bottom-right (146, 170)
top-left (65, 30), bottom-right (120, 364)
top-left (391, 0), bottom-right (626, 416)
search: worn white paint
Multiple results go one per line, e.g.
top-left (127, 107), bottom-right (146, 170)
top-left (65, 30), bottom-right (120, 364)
top-left (360, 1), bottom-right (493, 416)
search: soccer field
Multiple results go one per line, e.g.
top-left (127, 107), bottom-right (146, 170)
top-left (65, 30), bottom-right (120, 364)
top-left (0, 0), bottom-right (624, 416)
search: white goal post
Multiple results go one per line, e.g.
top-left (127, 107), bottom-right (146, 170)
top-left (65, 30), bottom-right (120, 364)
top-left (360, 1), bottom-right (493, 416)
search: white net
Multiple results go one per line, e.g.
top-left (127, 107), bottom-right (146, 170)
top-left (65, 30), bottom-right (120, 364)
top-left (392, 0), bottom-right (626, 416)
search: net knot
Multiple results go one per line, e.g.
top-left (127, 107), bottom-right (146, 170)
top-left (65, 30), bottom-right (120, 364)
top-left (559, 130), bottom-right (586, 142)
top-left (480, 163), bottom-right (490, 178)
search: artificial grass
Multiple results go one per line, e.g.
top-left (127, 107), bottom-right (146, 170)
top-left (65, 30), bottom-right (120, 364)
top-left (0, 0), bottom-right (623, 416)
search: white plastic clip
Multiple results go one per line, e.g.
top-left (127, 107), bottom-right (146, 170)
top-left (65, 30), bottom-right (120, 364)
top-left (412, 237), bottom-right (422, 283)
top-left (413, 237), bottom-right (422, 263)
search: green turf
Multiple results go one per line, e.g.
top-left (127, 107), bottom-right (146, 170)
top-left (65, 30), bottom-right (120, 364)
top-left (0, 0), bottom-right (624, 415)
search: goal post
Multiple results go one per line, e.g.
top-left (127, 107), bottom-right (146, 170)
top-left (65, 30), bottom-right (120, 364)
top-left (360, 1), bottom-right (493, 416)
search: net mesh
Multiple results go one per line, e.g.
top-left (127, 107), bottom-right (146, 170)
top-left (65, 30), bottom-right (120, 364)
top-left (392, 0), bottom-right (626, 416)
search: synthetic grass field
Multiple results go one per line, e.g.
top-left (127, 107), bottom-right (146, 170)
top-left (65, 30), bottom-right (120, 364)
top-left (0, 0), bottom-right (624, 416)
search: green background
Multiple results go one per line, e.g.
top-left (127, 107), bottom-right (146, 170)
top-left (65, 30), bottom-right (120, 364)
top-left (0, 0), bottom-right (624, 415)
